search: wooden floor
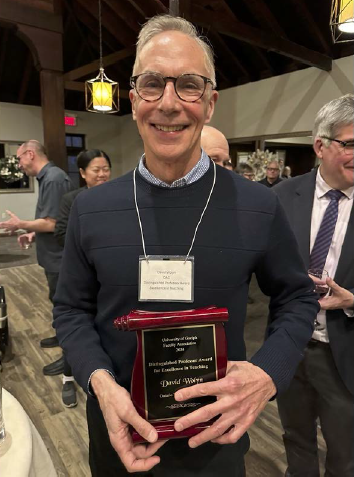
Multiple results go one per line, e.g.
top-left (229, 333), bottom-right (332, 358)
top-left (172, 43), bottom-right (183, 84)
top-left (0, 243), bottom-right (326, 476)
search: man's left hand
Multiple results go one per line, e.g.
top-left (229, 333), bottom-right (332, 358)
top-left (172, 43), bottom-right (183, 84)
top-left (0, 210), bottom-right (22, 232)
top-left (174, 361), bottom-right (276, 448)
top-left (319, 277), bottom-right (354, 310)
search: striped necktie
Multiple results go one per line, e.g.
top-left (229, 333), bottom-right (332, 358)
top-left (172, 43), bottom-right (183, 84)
top-left (309, 189), bottom-right (344, 270)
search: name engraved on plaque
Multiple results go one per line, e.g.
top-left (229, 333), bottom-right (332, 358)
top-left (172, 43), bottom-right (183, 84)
top-left (142, 325), bottom-right (217, 421)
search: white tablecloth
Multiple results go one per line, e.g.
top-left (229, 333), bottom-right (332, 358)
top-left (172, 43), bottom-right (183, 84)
top-left (0, 388), bottom-right (57, 477)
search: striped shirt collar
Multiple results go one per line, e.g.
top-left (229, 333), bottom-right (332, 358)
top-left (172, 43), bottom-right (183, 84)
top-left (138, 149), bottom-right (210, 188)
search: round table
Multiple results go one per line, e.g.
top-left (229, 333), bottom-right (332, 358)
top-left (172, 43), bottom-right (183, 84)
top-left (0, 388), bottom-right (57, 477)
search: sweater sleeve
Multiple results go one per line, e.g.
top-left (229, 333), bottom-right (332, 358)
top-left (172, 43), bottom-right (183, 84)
top-left (250, 197), bottom-right (320, 394)
top-left (53, 200), bottom-right (116, 392)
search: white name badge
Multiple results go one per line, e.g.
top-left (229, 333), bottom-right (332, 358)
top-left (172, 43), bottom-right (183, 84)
top-left (139, 255), bottom-right (194, 302)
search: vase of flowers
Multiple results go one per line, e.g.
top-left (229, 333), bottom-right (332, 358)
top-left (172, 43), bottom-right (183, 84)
top-left (247, 149), bottom-right (276, 181)
top-left (0, 156), bottom-right (24, 183)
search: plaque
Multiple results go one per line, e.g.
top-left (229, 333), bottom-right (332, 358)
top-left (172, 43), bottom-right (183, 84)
top-left (114, 306), bottom-right (228, 442)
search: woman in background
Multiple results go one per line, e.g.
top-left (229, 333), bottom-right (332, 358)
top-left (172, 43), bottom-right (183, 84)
top-left (54, 149), bottom-right (111, 407)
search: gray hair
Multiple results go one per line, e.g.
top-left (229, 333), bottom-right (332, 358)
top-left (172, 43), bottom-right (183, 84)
top-left (133, 15), bottom-right (216, 85)
top-left (312, 94), bottom-right (354, 146)
top-left (21, 140), bottom-right (47, 157)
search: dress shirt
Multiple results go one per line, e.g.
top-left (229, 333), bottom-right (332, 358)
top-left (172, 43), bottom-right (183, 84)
top-left (138, 149), bottom-right (210, 187)
top-left (311, 167), bottom-right (354, 342)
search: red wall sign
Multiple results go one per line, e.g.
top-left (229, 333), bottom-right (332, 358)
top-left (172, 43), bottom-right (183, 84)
top-left (64, 116), bottom-right (77, 126)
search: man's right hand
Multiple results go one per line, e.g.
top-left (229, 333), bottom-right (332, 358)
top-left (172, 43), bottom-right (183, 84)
top-left (91, 370), bottom-right (166, 473)
top-left (18, 232), bottom-right (35, 249)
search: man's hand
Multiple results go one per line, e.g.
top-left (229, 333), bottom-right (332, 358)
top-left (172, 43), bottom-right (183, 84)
top-left (91, 370), bottom-right (166, 473)
top-left (174, 361), bottom-right (276, 448)
top-left (18, 232), bottom-right (35, 249)
top-left (319, 277), bottom-right (354, 310)
top-left (0, 210), bottom-right (23, 232)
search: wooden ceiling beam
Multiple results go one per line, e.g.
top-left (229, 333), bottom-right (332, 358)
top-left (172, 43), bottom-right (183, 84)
top-left (72, 2), bottom-right (119, 54)
top-left (102, 0), bottom-right (144, 33)
top-left (146, 0), bottom-right (168, 15)
top-left (76, 0), bottom-right (136, 47)
top-left (287, 0), bottom-right (332, 55)
top-left (127, 0), bottom-right (166, 19)
top-left (169, 0), bottom-right (191, 18)
top-left (241, 0), bottom-right (286, 38)
top-left (215, 2), bottom-right (275, 74)
top-left (85, 36), bottom-right (132, 84)
top-left (210, 31), bottom-right (250, 78)
top-left (192, 5), bottom-right (332, 71)
top-left (64, 46), bottom-right (135, 81)
top-left (0, 0), bottom-right (62, 32)
top-left (64, 80), bottom-right (130, 99)
top-left (125, 1), bottom-right (146, 18)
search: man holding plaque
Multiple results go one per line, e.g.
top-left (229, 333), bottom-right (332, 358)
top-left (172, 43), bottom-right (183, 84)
top-left (53, 15), bottom-right (319, 477)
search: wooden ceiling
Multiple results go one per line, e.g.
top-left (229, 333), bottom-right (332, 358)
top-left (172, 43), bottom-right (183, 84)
top-left (0, 0), bottom-right (353, 116)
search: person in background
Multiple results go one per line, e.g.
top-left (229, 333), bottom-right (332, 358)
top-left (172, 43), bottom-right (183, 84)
top-left (258, 160), bottom-right (282, 187)
top-left (53, 15), bottom-right (318, 476)
top-left (281, 166), bottom-right (291, 179)
top-left (54, 149), bottom-right (112, 407)
top-left (274, 94), bottom-right (354, 477)
top-left (237, 163), bottom-right (255, 181)
top-left (54, 150), bottom-right (112, 246)
top-left (201, 125), bottom-right (230, 167)
top-left (0, 140), bottom-right (73, 371)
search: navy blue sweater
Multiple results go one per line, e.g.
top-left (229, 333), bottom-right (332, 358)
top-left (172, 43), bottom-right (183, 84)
top-left (54, 163), bottom-right (318, 397)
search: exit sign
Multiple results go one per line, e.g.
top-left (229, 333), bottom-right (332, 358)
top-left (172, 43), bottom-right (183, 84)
top-left (65, 115), bottom-right (77, 126)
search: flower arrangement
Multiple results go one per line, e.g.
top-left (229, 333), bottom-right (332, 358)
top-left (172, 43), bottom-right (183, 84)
top-left (247, 149), bottom-right (276, 181)
top-left (0, 155), bottom-right (24, 183)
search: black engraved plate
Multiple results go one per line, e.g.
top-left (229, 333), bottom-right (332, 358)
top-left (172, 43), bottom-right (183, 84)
top-left (142, 324), bottom-right (217, 421)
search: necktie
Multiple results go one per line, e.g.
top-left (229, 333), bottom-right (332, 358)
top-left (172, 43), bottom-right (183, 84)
top-left (309, 189), bottom-right (344, 270)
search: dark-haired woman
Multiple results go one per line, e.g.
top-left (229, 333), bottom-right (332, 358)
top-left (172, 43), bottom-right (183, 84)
top-left (53, 149), bottom-right (111, 407)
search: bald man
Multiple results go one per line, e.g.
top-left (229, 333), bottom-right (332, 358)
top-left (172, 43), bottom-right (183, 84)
top-left (201, 125), bottom-right (230, 167)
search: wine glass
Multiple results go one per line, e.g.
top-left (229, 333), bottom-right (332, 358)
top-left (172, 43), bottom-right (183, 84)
top-left (308, 268), bottom-right (329, 330)
top-left (308, 268), bottom-right (329, 298)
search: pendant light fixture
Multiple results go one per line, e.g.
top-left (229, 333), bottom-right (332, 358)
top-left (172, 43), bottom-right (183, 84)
top-left (85, 0), bottom-right (119, 113)
top-left (330, 0), bottom-right (354, 43)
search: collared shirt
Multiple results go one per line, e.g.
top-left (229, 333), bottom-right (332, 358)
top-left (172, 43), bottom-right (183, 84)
top-left (35, 162), bottom-right (73, 272)
top-left (311, 167), bottom-right (354, 342)
top-left (138, 149), bottom-right (210, 187)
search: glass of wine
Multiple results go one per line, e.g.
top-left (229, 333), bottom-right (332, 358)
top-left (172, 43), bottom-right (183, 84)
top-left (308, 268), bottom-right (329, 298)
top-left (308, 268), bottom-right (329, 331)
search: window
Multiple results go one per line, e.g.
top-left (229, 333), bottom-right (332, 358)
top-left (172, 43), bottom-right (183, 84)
top-left (66, 134), bottom-right (85, 188)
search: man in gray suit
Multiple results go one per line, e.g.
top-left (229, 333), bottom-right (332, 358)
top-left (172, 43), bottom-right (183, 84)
top-left (275, 94), bottom-right (354, 477)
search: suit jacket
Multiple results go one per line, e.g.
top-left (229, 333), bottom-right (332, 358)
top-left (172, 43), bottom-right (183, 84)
top-left (275, 169), bottom-right (354, 395)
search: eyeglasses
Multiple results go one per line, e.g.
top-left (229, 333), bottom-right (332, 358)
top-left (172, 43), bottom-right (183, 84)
top-left (16, 150), bottom-right (31, 161)
top-left (321, 136), bottom-right (354, 154)
top-left (130, 73), bottom-right (215, 102)
top-left (243, 173), bottom-right (255, 179)
top-left (267, 167), bottom-right (279, 172)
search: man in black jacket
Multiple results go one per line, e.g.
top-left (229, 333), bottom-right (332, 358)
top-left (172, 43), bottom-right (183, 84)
top-left (258, 160), bottom-right (282, 187)
top-left (274, 94), bottom-right (354, 477)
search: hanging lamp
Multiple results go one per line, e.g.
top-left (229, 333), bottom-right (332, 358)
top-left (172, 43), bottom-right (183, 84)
top-left (85, 0), bottom-right (119, 113)
top-left (330, 0), bottom-right (354, 43)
